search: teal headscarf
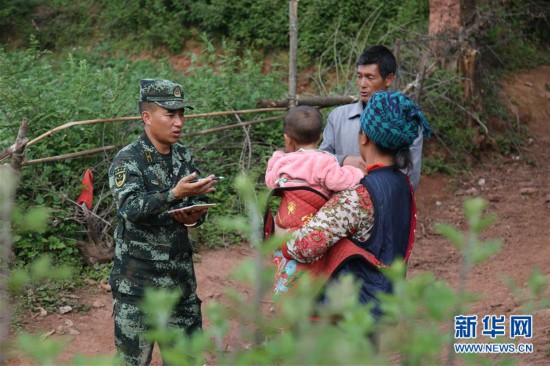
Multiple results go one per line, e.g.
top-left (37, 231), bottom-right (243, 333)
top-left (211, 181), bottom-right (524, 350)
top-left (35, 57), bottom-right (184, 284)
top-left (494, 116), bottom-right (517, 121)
top-left (360, 91), bottom-right (431, 150)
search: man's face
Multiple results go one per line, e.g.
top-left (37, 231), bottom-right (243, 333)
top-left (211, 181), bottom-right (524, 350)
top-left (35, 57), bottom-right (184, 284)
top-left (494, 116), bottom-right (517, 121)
top-left (143, 104), bottom-right (185, 153)
top-left (356, 64), bottom-right (394, 103)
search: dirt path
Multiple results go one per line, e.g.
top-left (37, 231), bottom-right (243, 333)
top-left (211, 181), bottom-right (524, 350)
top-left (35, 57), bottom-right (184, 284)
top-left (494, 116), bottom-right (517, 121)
top-left (8, 66), bottom-right (550, 365)
top-left (411, 65), bottom-right (550, 365)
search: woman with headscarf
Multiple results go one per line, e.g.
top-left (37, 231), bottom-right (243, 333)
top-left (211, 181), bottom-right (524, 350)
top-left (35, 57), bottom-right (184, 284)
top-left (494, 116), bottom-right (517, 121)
top-left (277, 90), bottom-right (431, 318)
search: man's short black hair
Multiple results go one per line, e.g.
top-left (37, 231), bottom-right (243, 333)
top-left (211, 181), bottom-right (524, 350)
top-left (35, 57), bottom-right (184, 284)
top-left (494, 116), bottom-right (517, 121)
top-left (356, 45), bottom-right (397, 79)
top-left (139, 101), bottom-right (156, 115)
top-left (283, 106), bottom-right (323, 145)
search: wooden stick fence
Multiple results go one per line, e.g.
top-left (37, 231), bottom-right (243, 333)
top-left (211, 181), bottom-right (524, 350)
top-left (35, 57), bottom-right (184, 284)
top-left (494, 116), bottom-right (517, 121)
top-left (2, 57), bottom-right (437, 169)
top-left (25, 107), bottom-right (287, 148)
top-left (1, 108), bottom-right (289, 167)
top-left (22, 114), bottom-right (286, 166)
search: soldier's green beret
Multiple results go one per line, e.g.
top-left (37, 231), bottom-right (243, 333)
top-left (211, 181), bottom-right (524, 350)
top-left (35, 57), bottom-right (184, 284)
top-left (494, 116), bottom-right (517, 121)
top-left (139, 79), bottom-right (193, 110)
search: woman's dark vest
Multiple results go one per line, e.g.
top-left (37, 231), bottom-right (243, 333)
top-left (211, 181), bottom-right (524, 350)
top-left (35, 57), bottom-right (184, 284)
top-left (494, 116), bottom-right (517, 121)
top-left (326, 165), bottom-right (414, 317)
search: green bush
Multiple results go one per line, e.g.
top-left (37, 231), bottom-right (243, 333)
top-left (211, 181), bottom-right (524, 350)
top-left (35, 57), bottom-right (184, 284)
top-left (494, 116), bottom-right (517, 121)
top-left (4, 160), bottom-right (547, 366)
top-left (1, 0), bottom-right (546, 71)
top-left (0, 0), bottom-right (430, 60)
top-left (0, 38), bottom-right (288, 262)
top-left (129, 177), bottom-right (546, 366)
top-left (0, 40), bottom-right (135, 264)
top-left (0, 1), bottom-right (97, 51)
top-left (480, 0), bottom-right (550, 70)
top-left (1, 0), bottom-right (547, 271)
top-left (97, 0), bottom-right (193, 53)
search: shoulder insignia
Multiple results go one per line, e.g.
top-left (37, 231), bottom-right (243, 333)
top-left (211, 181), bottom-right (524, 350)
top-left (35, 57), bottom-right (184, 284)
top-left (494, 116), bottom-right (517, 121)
top-left (114, 167), bottom-right (126, 187)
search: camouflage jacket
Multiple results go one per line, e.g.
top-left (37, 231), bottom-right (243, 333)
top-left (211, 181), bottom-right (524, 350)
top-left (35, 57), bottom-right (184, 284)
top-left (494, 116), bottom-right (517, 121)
top-left (108, 132), bottom-right (206, 298)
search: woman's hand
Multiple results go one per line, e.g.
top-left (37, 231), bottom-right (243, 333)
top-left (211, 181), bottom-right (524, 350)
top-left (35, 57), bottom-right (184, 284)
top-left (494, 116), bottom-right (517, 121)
top-left (274, 222), bottom-right (290, 236)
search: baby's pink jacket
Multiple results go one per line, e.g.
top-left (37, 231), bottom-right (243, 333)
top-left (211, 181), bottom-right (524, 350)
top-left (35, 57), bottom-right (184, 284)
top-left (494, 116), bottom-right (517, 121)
top-left (265, 149), bottom-right (365, 197)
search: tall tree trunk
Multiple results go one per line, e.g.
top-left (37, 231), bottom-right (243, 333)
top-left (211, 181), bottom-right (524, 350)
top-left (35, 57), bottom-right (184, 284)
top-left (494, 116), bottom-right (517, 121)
top-left (430, 0), bottom-right (484, 144)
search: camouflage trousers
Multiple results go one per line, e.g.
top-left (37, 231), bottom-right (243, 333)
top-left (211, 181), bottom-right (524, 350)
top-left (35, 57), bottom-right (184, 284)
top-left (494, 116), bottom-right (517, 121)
top-left (113, 292), bottom-right (202, 366)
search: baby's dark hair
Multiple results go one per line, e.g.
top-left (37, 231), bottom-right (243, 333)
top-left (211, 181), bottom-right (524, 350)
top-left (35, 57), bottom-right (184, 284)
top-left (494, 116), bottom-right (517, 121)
top-left (283, 106), bottom-right (323, 145)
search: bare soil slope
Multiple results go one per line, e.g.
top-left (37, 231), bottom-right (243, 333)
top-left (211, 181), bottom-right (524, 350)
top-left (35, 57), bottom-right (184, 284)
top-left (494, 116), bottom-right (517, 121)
top-left (9, 66), bottom-right (550, 365)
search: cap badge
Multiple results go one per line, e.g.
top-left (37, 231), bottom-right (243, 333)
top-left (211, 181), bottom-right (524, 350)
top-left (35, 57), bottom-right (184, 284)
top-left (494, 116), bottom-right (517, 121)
top-left (173, 86), bottom-right (181, 98)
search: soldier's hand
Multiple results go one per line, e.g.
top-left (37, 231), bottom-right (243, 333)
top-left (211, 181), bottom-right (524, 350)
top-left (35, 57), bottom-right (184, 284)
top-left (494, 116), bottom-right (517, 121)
top-left (172, 207), bottom-right (208, 225)
top-left (171, 173), bottom-right (217, 199)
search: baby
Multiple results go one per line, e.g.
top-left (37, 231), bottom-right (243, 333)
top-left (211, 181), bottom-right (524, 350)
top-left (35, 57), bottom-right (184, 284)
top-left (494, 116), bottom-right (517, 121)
top-left (265, 106), bottom-right (364, 296)
top-left (265, 106), bottom-right (364, 196)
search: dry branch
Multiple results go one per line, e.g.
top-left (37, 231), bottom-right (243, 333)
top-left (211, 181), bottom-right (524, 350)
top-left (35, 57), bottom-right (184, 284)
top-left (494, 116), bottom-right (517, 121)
top-left (23, 146), bottom-right (119, 166)
top-left (414, 52), bottom-right (429, 102)
top-left (188, 107), bottom-right (287, 118)
top-left (402, 62), bottom-right (437, 97)
top-left (64, 195), bottom-right (112, 229)
top-left (0, 108), bottom-right (288, 164)
top-left (183, 115), bottom-right (284, 137)
top-left (0, 119), bottom-right (28, 165)
top-left (436, 94), bottom-right (488, 134)
top-left (23, 108), bottom-right (287, 149)
top-left (257, 95), bottom-right (357, 108)
top-left (10, 119), bottom-right (28, 172)
top-left (65, 193), bottom-right (114, 266)
top-left (234, 112), bottom-right (253, 170)
top-left (26, 117), bottom-right (140, 148)
top-left (23, 115), bottom-right (285, 165)
top-left (0, 145), bottom-right (19, 162)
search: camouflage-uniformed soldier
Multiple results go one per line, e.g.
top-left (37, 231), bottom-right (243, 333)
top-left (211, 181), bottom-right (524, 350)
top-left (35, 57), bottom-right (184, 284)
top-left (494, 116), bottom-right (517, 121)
top-left (108, 79), bottom-right (217, 365)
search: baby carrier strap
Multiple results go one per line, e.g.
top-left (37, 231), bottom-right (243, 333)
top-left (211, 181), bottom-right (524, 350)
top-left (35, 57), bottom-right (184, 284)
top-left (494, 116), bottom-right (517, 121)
top-left (264, 186), bottom-right (386, 276)
top-left (304, 237), bottom-right (385, 278)
top-left (263, 186), bottom-right (328, 240)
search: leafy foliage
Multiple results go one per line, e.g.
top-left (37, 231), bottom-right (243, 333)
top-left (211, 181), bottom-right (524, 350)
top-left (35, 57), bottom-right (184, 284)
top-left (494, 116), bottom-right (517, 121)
top-left (0, 40), bottom-right (135, 265)
top-left (130, 176), bottom-right (547, 365)
top-left (0, 3), bottom-right (547, 364)
top-left (2, 0), bottom-right (546, 70)
top-left (0, 166), bottom-right (81, 364)
top-left (3, 160), bottom-right (547, 366)
top-left (479, 0), bottom-right (550, 70)
top-left (0, 37), bottom-right (288, 260)
top-left (0, 0), bottom-right (547, 284)
top-left (0, 0), bottom-right (429, 58)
